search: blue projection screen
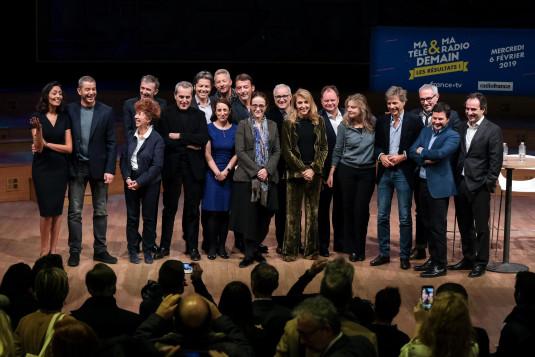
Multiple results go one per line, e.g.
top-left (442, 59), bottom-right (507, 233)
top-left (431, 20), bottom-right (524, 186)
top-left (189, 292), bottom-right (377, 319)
top-left (370, 27), bottom-right (535, 95)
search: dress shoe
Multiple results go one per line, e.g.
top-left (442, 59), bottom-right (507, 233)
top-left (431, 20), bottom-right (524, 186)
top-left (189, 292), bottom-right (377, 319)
top-left (93, 251), bottom-right (118, 264)
top-left (217, 250), bottom-right (230, 259)
top-left (410, 248), bottom-right (426, 260)
top-left (144, 252), bottom-right (153, 264)
top-left (420, 265), bottom-right (447, 278)
top-left (190, 249), bottom-right (201, 261)
top-left (447, 259), bottom-right (473, 270)
top-left (68, 253), bottom-right (80, 267)
top-left (154, 248), bottom-right (170, 260)
top-left (320, 249), bottom-right (330, 257)
top-left (207, 254), bottom-right (216, 260)
top-left (370, 255), bottom-right (390, 266)
top-left (400, 259), bottom-right (411, 270)
top-left (259, 243), bottom-right (268, 254)
top-left (239, 257), bottom-right (255, 268)
top-left (414, 259), bottom-right (434, 272)
top-left (254, 252), bottom-right (266, 263)
top-left (129, 253), bottom-right (140, 264)
top-left (468, 265), bottom-right (486, 278)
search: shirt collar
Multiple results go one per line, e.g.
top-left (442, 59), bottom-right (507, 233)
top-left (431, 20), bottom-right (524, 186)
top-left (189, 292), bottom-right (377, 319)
top-left (327, 109), bottom-right (341, 120)
top-left (390, 111), bottom-right (404, 124)
top-left (468, 116), bottom-right (485, 129)
top-left (134, 125), bottom-right (153, 140)
top-left (195, 95), bottom-right (211, 106)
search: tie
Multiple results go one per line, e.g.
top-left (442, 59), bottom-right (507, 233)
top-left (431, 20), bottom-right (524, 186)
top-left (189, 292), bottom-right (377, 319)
top-left (423, 112), bottom-right (431, 127)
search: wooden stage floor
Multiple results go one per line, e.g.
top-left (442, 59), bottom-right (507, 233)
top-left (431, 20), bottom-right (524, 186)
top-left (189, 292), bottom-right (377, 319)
top-left (1, 192), bottom-right (534, 353)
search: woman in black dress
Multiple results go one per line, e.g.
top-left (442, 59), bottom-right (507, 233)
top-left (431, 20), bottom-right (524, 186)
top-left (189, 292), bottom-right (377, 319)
top-left (31, 81), bottom-right (72, 256)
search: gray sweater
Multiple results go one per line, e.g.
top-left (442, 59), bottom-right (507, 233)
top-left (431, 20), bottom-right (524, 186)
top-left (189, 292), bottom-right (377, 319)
top-left (331, 124), bottom-right (375, 168)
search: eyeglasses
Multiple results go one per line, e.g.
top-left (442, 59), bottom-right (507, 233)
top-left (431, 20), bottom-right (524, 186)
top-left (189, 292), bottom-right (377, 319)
top-left (274, 94), bottom-right (290, 100)
top-left (419, 94), bottom-right (436, 103)
top-left (251, 104), bottom-right (266, 109)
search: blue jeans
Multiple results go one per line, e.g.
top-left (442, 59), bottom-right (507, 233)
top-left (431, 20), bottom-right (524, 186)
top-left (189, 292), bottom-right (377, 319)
top-left (377, 169), bottom-right (413, 259)
top-left (68, 162), bottom-right (109, 254)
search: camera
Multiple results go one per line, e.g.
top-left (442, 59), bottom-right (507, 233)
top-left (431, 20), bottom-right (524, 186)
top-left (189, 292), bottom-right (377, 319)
top-left (421, 285), bottom-right (434, 310)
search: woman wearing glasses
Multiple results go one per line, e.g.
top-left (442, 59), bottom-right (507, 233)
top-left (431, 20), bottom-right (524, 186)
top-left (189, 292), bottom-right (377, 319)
top-left (231, 92), bottom-right (280, 268)
top-left (281, 89), bottom-right (328, 261)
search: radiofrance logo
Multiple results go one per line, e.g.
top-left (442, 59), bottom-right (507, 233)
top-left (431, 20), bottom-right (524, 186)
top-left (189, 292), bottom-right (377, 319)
top-left (408, 37), bottom-right (470, 80)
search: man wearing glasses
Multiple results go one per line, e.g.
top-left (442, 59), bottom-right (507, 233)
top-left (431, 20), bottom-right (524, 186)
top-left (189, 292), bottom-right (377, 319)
top-left (268, 84), bottom-right (292, 254)
top-left (409, 84), bottom-right (461, 261)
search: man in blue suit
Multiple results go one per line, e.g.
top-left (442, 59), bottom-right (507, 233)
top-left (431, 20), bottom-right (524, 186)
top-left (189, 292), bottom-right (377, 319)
top-left (66, 75), bottom-right (117, 267)
top-left (409, 102), bottom-right (460, 278)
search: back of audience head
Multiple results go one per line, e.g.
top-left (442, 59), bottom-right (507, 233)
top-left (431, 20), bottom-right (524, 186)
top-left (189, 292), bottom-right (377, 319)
top-left (158, 260), bottom-right (185, 295)
top-left (514, 271), bottom-right (535, 305)
top-left (436, 282), bottom-right (469, 301)
top-left (320, 272), bottom-right (353, 312)
top-left (251, 263), bottom-right (279, 298)
top-left (219, 281), bottom-right (253, 324)
top-left (374, 287), bottom-right (401, 323)
top-left (51, 318), bottom-right (99, 357)
top-left (0, 309), bottom-right (15, 357)
top-left (419, 291), bottom-right (473, 357)
top-left (86, 263), bottom-right (117, 297)
top-left (176, 294), bottom-right (211, 333)
top-left (34, 267), bottom-right (69, 311)
top-left (0, 262), bottom-right (33, 296)
top-left (293, 296), bottom-right (341, 352)
top-left (32, 254), bottom-right (64, 284)
top-left (324, 256), bottom-right (355, 282)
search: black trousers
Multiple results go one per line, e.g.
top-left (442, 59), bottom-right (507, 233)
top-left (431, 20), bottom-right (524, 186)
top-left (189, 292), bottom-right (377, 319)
top-left (413, 178), bottom-right (427, 250)
top-left (455, 178), bottom-right (491, 266)
top-left (274, 179), bottom-right (287, 248)
top-left (336, 164), bottom-right (375, 256)
top-left (318, 171), bottom-right (344, 253)
top-left (418, 179), bottom-right (449, 266)
top-left (124, 179), bottom-right (160, 255)
top-left (161, 160), bottom-right (203, 253)
top-left (202, 210), bottom-right (229, 255)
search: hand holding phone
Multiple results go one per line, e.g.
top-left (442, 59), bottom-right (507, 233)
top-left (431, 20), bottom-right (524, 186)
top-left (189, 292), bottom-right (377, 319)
top-left (421, 285), bottom-right (434, 310)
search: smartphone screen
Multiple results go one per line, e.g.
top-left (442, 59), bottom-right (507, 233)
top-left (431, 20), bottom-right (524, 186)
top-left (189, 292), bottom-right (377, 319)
top-left (421, 286), bottom-right (434, 310)
top-left (183, 263), bottom-right (193, 274)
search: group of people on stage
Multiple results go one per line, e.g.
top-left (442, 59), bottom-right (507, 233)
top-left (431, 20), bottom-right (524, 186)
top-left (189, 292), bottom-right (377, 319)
top-left (30, 70), bottom-right (503, 277)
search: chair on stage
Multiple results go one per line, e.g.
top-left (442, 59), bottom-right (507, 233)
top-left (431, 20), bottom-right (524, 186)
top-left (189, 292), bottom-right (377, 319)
top-left (491, 156), bottom-right (535, 256)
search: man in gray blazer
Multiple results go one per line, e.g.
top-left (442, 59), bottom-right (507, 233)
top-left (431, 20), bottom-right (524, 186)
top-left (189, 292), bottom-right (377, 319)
top-left (66, 75), bottom-right (117, 267)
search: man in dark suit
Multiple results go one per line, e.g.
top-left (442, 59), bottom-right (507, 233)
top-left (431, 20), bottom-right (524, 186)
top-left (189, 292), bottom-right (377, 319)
top-left (250, 263), bottom-right (292, 357)
top-left (156, 81), bottom-right (208, 261)
top-left (268, 83), bottom-right (293, 254)
top-left (373, 86), bottom-right (423, 270)
top-left (450, 92), bottom-right (503, 278)
top-left (409, 102), bottom-right (460, 278)
top-left (231, 73), bottom-right (255, 123)
top-left (318, 85), bottom-right (345, 257)
top-left (409, 84), bottom-right (462, 260)
top-left (66, 75), bottom-right (117, 267)
top-left (71, 263), bottom-right (141, 339)
top-left (123, 74), bottom-right (167, 141)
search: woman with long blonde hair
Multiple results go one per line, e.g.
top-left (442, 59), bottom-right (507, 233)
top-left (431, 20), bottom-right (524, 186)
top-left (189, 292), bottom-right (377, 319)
top-left (327, 93), bottom-right (376, 262)
top-left (281, 89), bottom-right (328, 261)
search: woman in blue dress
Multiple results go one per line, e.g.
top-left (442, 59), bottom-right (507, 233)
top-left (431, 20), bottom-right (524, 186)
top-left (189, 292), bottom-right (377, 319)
top-left (202, 98), bottom-right (237, 259)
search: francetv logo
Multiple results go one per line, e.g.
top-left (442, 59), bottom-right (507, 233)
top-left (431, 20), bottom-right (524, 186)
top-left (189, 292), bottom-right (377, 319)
top-left (478, 81), bottom-right (514, 91)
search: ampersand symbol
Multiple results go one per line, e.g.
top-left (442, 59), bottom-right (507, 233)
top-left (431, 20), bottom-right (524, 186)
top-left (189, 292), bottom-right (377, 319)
top-left (429, 40), bottom-right (440, 55)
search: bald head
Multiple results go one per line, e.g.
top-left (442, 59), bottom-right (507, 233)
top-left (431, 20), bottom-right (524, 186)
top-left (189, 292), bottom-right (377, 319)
top-left (179, 294), bottom-right (210, 329)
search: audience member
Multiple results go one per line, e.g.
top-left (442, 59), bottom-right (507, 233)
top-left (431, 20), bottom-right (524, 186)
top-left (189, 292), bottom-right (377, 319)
top-left (318, 85), bottom-right (345, 257)
top-left (120, 98), bottom-right (164, 264)
top-left (281, 88), bottom-right (328, 261)
top-left (231, 92), bottom-right (280, 268)
top-left (290, 296), bottom-right (376, 357)
top-left (495, 271), bottom-right (535, 356)
top-left (450, 92), bottom-right (503, 278)
top-left (66, 75), bottom-right (117, 267)
top-left (71, 263), bottom-right (141, 339)
top-left (0, 262), bottom-right (37, 329)
top-left (51, 318), bottom-right (99, 357)
top-left (0, 309), bottom-right (16, 357)
top-left (370, 287), bottom-right (410, 357)
top-left (400, 291), bottom-right (479, 357)
top-left (30, 81), bottom-right (72, 257)
top-left (327, 93), bottom-right (376, 262)
top-left (372, 86), bottom-right (422, 270)
top-left (156, 80), bottom-right (208, 261)
top-left (435, 282), bottom-right (489, 357)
